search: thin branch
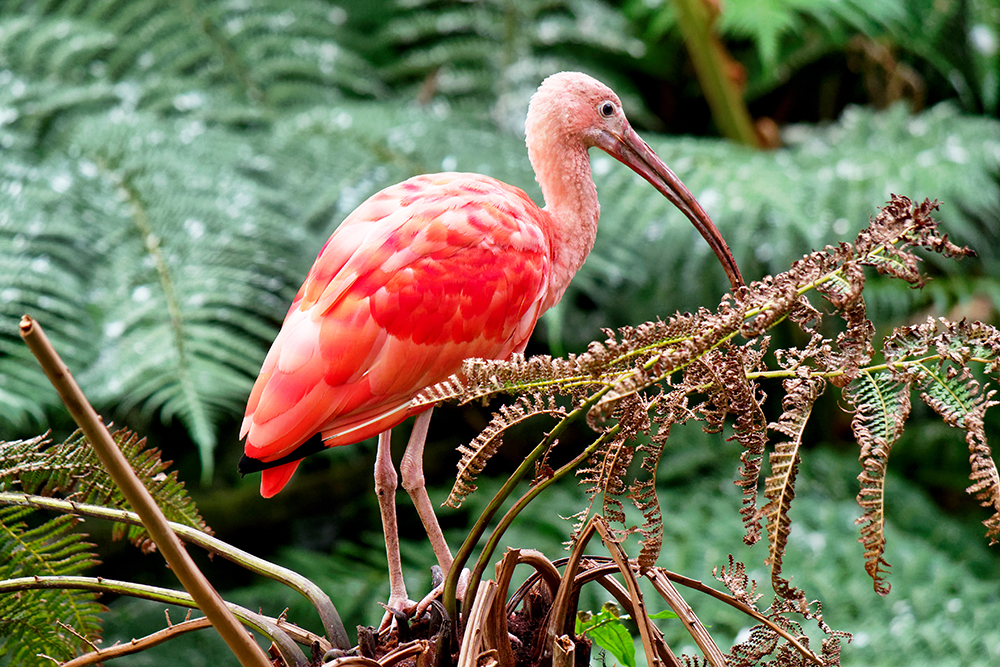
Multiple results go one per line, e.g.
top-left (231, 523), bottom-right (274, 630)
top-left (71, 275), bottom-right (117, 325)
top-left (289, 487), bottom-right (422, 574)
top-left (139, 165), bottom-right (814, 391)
top-left (18, 315), bottom-right (272, 667)
top-left (591, 517), bottom-right (665, 667)
top-left (0, 490), bottom-right (348, 649)
top-left (645, 569), bottom-right (728, 667)
top-left (0, 575), bottom-right (311, 666)
top-left (61, 617), bottom-right (213, 667)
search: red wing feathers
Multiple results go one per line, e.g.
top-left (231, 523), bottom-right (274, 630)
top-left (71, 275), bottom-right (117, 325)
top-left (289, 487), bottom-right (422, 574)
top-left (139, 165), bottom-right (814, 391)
top-left (242, 174), bottom-right (552, 477)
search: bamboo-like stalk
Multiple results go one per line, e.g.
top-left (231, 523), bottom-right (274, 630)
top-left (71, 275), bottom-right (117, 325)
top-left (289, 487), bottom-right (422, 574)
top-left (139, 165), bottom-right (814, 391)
top-left (669, 0), bottom-right (762, 147)
top-left (19, 315), bottom-right (272, 667)
top-left (591, 517), bottom-right (669, 667)
top-left (645, 568), bottom-right (727, 667)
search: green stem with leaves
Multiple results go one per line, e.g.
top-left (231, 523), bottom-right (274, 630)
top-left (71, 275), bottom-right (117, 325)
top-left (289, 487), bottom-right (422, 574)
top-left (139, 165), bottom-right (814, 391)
top-left (0, 490), bottom-right (350, 649)
top-left (0, 576), bottom-right (310, 666)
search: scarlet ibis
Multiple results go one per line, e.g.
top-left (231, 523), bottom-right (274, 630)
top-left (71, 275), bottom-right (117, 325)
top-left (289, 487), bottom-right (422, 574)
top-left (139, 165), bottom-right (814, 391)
top-left (239, 71), bottom-right (743, 618)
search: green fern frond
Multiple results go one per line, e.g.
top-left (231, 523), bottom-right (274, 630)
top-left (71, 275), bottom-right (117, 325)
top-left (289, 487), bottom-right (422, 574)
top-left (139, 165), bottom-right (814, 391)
top-left (0, 506), bottom-right (103, 663)
top-left (0, 154), bottom-right (102, 432)
top-left (375, 0), bottom-right (649, 129)
top-left (0, 429), bottom-right (211, 550)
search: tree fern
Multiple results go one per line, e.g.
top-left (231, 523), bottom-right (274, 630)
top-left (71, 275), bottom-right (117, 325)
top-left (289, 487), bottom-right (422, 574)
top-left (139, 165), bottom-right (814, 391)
top-left (372, 0), bottom-right (650, 131)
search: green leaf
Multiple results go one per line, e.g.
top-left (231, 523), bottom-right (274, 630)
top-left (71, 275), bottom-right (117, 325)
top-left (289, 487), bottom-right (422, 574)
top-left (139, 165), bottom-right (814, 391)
top-left (576, 604), bottom-right (637, 667)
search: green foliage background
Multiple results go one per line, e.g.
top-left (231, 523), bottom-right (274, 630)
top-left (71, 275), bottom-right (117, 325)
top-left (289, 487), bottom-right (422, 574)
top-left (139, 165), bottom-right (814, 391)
top-left (1, 0), bottom-right (999, 664)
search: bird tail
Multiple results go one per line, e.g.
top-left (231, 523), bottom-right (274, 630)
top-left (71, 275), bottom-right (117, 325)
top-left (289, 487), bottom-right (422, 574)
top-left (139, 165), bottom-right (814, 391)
top-left (260, 460), bottom-right (302, 498)
top-left (238, 432), bottom-right (326, 497)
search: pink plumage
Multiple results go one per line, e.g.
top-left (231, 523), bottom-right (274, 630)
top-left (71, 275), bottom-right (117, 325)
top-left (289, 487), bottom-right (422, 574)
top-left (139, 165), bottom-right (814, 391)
top-left (240, 173), bottom-right (553, 496)
top-left (240, 72), bottom-right (743, 618)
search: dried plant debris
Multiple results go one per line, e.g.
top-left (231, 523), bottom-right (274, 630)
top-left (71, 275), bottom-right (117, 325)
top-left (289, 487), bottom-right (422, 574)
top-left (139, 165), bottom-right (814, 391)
top-left (422, 196), bottom-right (997, 599)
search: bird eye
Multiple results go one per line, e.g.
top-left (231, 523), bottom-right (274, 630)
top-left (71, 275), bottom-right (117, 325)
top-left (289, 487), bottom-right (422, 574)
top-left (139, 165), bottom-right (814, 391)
top-left (599, 101), bottom-right (616, 118)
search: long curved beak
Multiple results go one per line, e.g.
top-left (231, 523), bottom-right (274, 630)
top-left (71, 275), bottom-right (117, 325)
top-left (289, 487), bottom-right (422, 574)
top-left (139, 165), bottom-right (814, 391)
top-left (595, 126), bottom-right (744, 290)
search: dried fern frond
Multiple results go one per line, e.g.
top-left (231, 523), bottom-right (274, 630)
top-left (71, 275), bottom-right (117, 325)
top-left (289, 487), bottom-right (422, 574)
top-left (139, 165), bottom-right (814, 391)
top-left (718, 342), bottom-right (769, 546)
top-left (761, 375), bottom-right (826, 601)
top-left (0, 506), bottom-right (104, 663)
top-left (844, 369), bottom-right (911, 595)
top-left (0, 429), bottom-right (211, 551)
top-left (883, 318), bottom-right (1000, 544)
top-left (445, 395), bottom-right (566, 509)
top-left (713, 555), bottom-right (850, 667)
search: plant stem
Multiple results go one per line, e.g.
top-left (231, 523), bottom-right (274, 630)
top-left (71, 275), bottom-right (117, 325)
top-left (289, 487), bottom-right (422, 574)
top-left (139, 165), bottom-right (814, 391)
top-left (443, 385), bottom-right (613, 622)
top-left (465, 423), bottom-right (621, 612)
top-left (0, 575), bottom-right (309, 666)
top-left (19, 315), bottom-right (272, 667)
top-left (669, 0), bottom-right (761, 147)
top-left (0, 490), bottom-right (349, 649)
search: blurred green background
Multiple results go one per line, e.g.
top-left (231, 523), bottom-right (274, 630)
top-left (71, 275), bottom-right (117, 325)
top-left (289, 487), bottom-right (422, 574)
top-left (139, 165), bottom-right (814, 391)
top-left (1, 0), bottom-right (999, 664)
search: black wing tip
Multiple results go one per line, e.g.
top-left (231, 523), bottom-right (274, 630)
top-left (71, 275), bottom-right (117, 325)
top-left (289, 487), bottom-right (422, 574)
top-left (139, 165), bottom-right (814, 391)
top-left (237, 433), bottom-right (328, 476)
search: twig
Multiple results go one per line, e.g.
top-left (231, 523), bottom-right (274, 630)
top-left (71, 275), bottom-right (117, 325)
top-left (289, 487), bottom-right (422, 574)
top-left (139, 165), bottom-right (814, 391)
top-left (645, 568), bottom-right (727, 667)
top-left (591, 518), bottom-right (672, 667)
top-left (19, 315), bottom-right (272, 667)
top-left (60, 617), bottom-right (213, 667)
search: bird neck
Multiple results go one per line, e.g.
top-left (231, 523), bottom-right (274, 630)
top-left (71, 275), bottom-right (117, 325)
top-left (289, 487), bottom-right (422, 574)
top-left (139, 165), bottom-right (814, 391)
top-left (528, 138), bottom-right (600, 312)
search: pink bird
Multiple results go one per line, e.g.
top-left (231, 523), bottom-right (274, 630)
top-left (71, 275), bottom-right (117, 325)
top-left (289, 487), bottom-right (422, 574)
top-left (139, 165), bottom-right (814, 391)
top-left (239, 71), bottom-right (743, 618)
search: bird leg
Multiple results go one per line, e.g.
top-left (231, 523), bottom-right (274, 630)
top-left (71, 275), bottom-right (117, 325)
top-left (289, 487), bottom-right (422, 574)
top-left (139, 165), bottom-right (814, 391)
top-left (373, 428), bottom-right (415, 628)
top-left (399, 408), bottom-right (453, 571)
top-left (399, 408), bottom-right (469, 610)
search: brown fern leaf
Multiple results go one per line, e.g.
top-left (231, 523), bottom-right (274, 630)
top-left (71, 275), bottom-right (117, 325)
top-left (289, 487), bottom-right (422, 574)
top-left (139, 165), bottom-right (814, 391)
top-left (819, 261), bottom-right (875, 388)
top-left (1, 429), bottom-right (210, 551)
top-left (843, 369), bottom-right (911, 595)
top-left (591, 304), bottom-right (745, 425)
top-left (856, 196), bottom-right (972, 283)
top-left (577, 398), bottom-right (643, 542)
top-left (444, 394), bottom-right (566, 508)
top-left (714, 556), bottom-right (850, 667)
top-left (627, 388), bottom-right (680, 568)
top-left (724, 343), bottom-right (770, 546)
top-left (713, 554), bottom-right (762, 609)
top-left (963, 408), bottom-right (1000, 545)
top-left (761, 375), bottom-right (826, 601)
top-left (628, 477), bottom-right (662, 570)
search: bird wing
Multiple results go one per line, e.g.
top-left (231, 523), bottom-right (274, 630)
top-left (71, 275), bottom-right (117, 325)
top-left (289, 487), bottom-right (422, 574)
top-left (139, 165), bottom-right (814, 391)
top-left (241, 173), bottom-right (552, 465)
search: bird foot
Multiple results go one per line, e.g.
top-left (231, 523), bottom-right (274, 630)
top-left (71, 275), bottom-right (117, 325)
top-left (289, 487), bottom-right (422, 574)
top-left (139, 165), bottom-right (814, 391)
top-left (414, 566), bottom-right (470, 618)
top-left (378, 595), bottom-right (417, 633)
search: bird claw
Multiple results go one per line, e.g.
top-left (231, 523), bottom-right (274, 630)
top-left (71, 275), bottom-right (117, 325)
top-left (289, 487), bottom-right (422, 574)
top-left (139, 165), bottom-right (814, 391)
top-left (414, 567), bottom-right (470, 617)
top-left (378, 596), bottom-right (417, 633)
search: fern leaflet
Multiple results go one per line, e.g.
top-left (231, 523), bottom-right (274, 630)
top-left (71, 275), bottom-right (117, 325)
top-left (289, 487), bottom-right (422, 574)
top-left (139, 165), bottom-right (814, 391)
top-left (0, 506), bottom-right (103, 663)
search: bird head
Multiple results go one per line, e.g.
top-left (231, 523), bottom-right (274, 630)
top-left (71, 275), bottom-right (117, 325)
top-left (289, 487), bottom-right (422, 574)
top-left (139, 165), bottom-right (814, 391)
top-left (527, 71), bottom-right (744, 291)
